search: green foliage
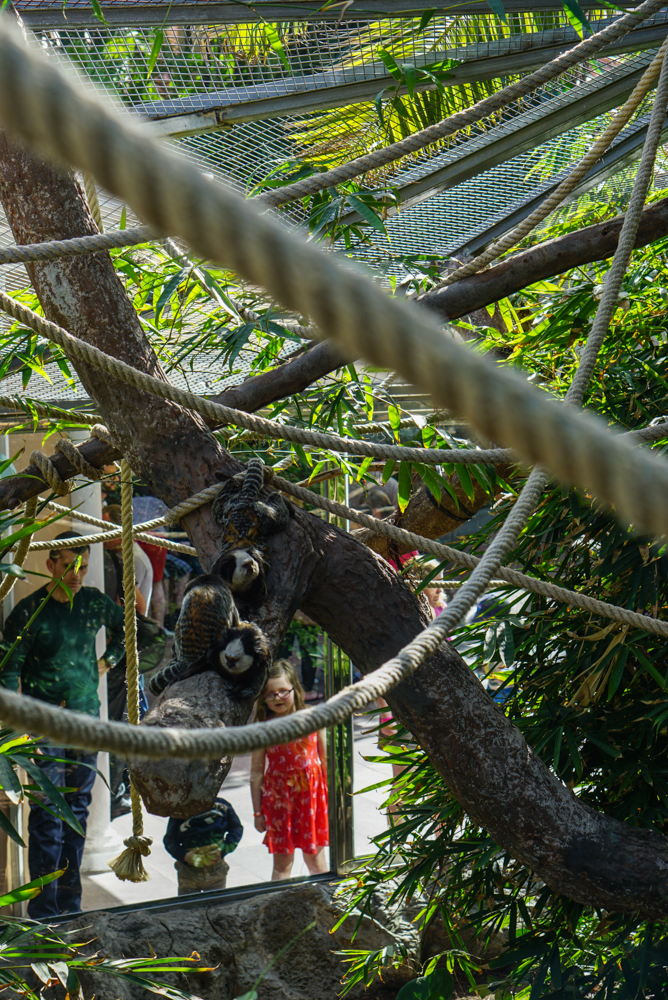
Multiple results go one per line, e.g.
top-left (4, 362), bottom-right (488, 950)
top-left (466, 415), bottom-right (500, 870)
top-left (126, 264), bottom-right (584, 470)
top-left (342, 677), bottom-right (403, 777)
top-left (0, 901), bottom-right (206, 999)
top-left (0, 732), bottom-right (100, 843)
top-left (336, 227), bottom-right (668, 998)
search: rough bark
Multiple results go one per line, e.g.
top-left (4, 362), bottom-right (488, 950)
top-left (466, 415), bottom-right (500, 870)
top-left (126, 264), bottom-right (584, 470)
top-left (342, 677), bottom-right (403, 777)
top-left (2, 138), bottom-right (668, 917)
top-left (419, 195), bottom-right (668, 321)
top-left (130, 673), bottom-right (233, 818)
top-left (59, 882), bottom-right (423, 1000)
top-left (0, 436), bottom-right (121, 510)
top-left (0, 134), bottom-right (232, 567)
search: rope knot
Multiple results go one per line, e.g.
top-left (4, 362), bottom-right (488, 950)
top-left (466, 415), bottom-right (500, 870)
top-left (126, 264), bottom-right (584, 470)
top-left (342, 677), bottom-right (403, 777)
top-left (124, 835), bottom-right (153, 856)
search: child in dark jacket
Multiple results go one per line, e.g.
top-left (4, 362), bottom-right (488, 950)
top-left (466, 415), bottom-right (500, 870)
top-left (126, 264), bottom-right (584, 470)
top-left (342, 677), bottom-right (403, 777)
top-left (163, 797), bottom-right (243, 895)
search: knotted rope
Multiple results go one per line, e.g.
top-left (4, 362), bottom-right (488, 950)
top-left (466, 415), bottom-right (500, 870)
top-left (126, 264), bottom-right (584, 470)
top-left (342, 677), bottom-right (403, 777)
top-left (27, 425), bottom-right (113, 497)
top-left (108, 458), bottom-right (152, 881)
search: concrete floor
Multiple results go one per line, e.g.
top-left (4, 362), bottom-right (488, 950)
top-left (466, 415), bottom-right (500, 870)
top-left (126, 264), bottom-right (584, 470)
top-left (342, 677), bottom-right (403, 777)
top-left (80, 715), bottom-right (393, 911)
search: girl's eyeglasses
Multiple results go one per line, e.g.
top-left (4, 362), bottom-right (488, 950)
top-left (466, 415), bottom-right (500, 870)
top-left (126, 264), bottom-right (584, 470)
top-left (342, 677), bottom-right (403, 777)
top-left (264, 688), bottom-right (294, 702)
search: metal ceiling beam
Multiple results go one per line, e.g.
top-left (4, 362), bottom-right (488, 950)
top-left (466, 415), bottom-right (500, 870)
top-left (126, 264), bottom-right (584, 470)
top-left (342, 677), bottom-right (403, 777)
top-left (16, 0), bottom-right (648, 29)
top-left (336, 50), bottom-right (657, 225)
top-left (447, 113), bottom-right (668, 260)
top-left (140, 23), bottom-right (667, 137)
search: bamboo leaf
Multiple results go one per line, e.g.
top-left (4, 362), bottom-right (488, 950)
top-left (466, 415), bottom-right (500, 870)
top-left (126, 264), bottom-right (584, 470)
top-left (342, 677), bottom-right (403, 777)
top-left (483, 625), bottom-right (497, 663)
top-left (397, 462), bottom-right (411, 513)
top-left (497, 621), bottom-right (515, 667)
top-left (485, 0), bottom-right (507, 21)
top-left (387, 404), bottom-right (402, 437)
top-left (146, 29), bottom-right (164, 80)
top-left (264, 24), bottom-right (290, 72)
top-left (561, 0), bottom-right (592, 35)
top-left (382, 459), bottom-right (396, 483)
top-left (90, 0), bottom-right (108, 24)
top-left (456, 465), bottom-right (475, 504)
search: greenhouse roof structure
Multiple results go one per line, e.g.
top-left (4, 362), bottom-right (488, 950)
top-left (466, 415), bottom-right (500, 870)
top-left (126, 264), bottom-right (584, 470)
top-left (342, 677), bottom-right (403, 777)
top-left (1, 1), bottom-right (667, 295)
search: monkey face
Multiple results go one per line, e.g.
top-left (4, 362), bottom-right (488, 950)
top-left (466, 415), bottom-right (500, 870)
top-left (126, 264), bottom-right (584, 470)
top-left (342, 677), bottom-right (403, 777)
top-left (214, 548), bottom-right (263, 593)
top-left (218, 635), bottom-right (254, 674)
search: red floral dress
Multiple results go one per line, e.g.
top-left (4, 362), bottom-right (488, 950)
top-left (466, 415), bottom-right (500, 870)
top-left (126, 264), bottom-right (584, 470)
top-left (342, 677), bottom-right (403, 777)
top-left (262, 733), bottom-right (329, 855)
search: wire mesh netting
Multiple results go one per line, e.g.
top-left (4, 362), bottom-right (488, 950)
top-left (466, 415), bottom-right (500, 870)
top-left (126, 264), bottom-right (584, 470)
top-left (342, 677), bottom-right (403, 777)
top-left (23, 7), bottom-right (667, 120)
top-left (0, 3), bottom-right (666, 338)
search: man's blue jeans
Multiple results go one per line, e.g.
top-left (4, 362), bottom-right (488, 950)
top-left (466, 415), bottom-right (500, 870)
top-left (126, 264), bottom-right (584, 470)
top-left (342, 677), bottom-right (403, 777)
top-left (27, 748), bottom-right (97, 920)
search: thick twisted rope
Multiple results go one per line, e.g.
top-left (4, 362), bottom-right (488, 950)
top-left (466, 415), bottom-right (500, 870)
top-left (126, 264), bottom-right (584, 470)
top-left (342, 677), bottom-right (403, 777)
top-left (272, 476), bottom-right (668, 637)
top-left (570, 34), bottom-right (668, 403)
top-left (23, 452), bottom-right (668, 637)
top-left (29, 500), bottom-right (198, 556)
top-left (0, 290), bottom-right (516, 467)
top-left (27, 425), bottom-right (113, 497)
top-left (0, 21), bottom-right (663, 757)
top-left (253, 0), bottom-right (665, 208)
top-left (0, 227), bottom-right (153, 266)
top-left (439, 37), bottom-right (668, 289)
top-left (0, 496), bottom-right (37, 602)
top-left (4, 26), bottom-right (668, 540)
top-left (108, 459), bottom-right (152, 881)
top-left (0, 463), bottom-right (548, 758)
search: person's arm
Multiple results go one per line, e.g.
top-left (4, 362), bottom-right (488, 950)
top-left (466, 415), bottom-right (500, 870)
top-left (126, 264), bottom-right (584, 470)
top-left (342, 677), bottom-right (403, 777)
top-left (250, 749), bottom-right (266, 832)
top-left (99, 593), bottom-right (126, 669)
top-left (0, 599), bottom-right (33, 692)
top-left (317, 729), bottom-right (328, 785)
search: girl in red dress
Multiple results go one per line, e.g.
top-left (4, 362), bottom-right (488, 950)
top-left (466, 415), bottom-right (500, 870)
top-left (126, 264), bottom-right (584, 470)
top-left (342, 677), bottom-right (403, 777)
top-left (250, 660), bottom-right (329, 880)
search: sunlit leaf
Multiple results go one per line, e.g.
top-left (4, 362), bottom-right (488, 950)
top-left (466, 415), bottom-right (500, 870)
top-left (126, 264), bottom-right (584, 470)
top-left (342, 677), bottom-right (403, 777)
top-left (397, 462), bottom-right (411, 513)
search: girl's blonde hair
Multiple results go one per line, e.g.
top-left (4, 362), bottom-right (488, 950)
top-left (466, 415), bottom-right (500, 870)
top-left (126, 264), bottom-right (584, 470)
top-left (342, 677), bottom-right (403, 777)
top-left (253, 659), bottom-right (306, 722)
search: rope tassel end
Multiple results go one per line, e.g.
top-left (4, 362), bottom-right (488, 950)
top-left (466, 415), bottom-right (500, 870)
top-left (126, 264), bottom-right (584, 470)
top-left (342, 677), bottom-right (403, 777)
top-left (108, 834), bottom-right (153, 882)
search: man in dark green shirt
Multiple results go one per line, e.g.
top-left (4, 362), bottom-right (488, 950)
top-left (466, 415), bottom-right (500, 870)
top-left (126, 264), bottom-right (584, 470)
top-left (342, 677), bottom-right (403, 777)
top-left (0, 532), bottom-right (126, 918)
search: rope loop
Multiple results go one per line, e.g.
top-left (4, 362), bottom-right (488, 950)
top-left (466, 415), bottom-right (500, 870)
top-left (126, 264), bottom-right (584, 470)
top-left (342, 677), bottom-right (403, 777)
top-left (29, 449), bottom-right (72, 496)
top-left (54, 438), bottom-right (104, 481)
top-left (90, 423), bottom-right (115, 446)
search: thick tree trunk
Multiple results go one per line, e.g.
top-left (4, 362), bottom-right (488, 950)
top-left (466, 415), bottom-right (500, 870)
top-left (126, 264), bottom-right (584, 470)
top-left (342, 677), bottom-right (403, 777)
top-left (2, 137), bottom-right (668, 917)
top-left (0, 134), bottom-right (231, 567)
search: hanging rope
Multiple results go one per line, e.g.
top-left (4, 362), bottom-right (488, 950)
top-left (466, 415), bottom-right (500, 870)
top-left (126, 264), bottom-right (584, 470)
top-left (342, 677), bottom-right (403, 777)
top-left (108, 458), bottom-right (152, 881)
top-left (0, 496), bottom-right (37, 602)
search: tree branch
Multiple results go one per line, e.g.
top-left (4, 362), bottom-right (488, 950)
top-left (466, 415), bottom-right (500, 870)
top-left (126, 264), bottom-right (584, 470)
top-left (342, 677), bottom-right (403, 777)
top-left (419, 195), bottom-right (668, 321)
top-left (211, 340), bottom-right (349, 413)
top-left (3, 137), bottom-right (668, 916)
